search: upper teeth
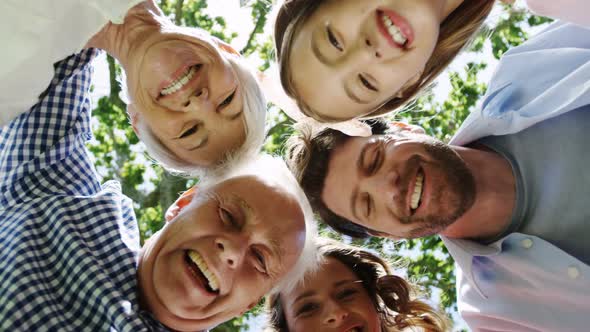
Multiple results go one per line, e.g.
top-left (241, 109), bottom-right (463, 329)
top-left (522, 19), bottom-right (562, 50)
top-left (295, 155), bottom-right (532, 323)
top-left (410, 172), bottom-right (424, 210)
top-left (161, 66), bottom-right (196, 96)
top-left (187, 250), bottom-right (219, 292)
top-left (381, 14), bottom-right (407, 45)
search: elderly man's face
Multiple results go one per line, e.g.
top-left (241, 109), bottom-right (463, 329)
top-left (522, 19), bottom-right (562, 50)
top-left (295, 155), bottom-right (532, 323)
top-left (322, 130), bottom-right (475, 239)
top-left (138, 175), bottom-right (306, 331)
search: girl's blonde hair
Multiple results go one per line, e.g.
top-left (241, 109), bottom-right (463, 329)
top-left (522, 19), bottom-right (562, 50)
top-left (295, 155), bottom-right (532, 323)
top-left (273, 0), bottom-right (495, 121)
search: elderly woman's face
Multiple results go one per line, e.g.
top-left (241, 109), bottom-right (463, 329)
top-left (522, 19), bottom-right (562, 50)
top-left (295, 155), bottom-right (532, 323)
top-left (138, 175), bottom-right (306, 331)
top-left (282, 258), bottom-right (381, 332)
top-left (127, 27), bottom-right (246, 167)
top-left (288, 0), bottom-right (441, 121)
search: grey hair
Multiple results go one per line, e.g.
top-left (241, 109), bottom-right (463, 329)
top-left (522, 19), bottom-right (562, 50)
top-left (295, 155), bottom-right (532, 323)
top-left (202, 153), bottom-right (318, 294)
top-left (132, 54), bottom-right (267, 177)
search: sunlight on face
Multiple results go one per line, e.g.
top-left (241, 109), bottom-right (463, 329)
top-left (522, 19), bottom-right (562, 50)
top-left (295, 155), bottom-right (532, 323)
top-left (289, 0), bottom-right (442, 121)
top-left (322, 132), bottom-right (475, 239)
top-left (127, 27), bottom-right (246, 166)
top-left (282, 258), bottom-right (381, 332)
top-left (137, 175), bottom-right (306, 331)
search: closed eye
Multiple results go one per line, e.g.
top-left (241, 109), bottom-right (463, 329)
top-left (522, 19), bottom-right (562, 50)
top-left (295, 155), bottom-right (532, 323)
top-left (218, 90), bottom-right (236, 110)
top-left (337, 288), bottom-right (358, 300)
top-left (326, 26), bottom-right (343, 51)
top-left (252, 248), bottom-right (268, 275)
top-left (359, 74), bottom-right (378, 92)
top-left (219, 206), bottom-right (239, 229)
top-left (296, 302), bottom-right (319, 317)
top-left (363, 193), bottom-right (372, 219)
top-left (179, 124), bottom-right (199, 139)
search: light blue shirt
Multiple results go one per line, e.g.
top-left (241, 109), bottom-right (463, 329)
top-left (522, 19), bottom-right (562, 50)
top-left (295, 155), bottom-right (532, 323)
top-left (442, 22), bottom-right (590, 332)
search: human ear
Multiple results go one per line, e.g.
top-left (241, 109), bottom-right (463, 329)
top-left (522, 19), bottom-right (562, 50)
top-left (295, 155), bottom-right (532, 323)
top-left (164, 186), bottom-right (198, 222)
top-left (390, 122), bottom-right (425, 134)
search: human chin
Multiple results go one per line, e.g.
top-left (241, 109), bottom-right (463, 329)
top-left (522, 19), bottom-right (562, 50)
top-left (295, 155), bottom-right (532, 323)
top-left (406, 143), bottom-right (475, 236)
top-left (137, 228), bottom-right (224, 331)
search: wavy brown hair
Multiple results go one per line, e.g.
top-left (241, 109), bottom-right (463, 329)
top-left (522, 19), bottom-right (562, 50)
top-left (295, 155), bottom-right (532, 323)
top-left (274, 0), bottom-right (495, 121)
top-left (267, 238), bottom-right (450, 331)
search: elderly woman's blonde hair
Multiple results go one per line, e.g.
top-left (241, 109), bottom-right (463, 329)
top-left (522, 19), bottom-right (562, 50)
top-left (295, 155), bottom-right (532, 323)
top-left (130, 54), bottom-right (267, 177)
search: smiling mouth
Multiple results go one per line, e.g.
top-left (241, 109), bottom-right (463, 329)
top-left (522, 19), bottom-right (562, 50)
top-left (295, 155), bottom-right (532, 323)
top-left (344, 326), bottom-right (364, 332)
top-left (376, 9), bottom-right (413, 48)
top-left (160, 64), bottom-right (202, 96)
top-left (185, 250), bottom-right (220, 294)
top-left (410, 168), bottom-right (424, 213)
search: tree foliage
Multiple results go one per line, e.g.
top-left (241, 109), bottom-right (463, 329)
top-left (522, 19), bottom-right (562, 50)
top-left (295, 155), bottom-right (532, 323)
top-left (86, 2), bottom-right (551, 330)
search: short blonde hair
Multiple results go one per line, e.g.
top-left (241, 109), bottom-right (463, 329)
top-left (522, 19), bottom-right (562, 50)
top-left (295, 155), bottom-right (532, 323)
top-left (133, 54), bottom-right (267, 177)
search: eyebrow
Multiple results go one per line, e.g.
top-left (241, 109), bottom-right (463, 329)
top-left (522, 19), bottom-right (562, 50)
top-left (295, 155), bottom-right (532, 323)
top-left (269, 235), bottom-right (286, 275)
top-left (293, 290), bottom-right (316, 305)
top-left (344, 83), bottom-right (369, 105)
top-left (350, 142), bottom-right (371, 220)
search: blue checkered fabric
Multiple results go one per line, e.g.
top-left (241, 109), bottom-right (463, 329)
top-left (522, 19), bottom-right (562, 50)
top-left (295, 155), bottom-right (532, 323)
top-left (0, 49), bottom-right (168, 331)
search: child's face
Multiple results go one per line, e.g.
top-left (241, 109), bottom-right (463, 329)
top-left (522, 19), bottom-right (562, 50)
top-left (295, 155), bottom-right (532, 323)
top-left (137, 175), bottom-right (306, 331)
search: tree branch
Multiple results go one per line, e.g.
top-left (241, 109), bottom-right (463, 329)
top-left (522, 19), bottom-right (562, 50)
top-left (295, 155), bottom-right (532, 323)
top-left (240, 5), bottom-right (268, 55)
top-left (106, 55), bottom-right (127, 110)
top-left (174, 0), bottom-right (184, 25)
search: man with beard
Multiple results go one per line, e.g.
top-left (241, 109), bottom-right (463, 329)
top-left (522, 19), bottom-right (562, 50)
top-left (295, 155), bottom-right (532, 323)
top-left (286, 20), bottom-right (590, 332)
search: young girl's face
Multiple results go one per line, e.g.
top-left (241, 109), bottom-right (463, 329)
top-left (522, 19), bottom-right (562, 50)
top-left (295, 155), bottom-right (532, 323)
top-left (288, 0), bottom-right (444, 121)
top-left (282, 257), bottom-right (382, 332)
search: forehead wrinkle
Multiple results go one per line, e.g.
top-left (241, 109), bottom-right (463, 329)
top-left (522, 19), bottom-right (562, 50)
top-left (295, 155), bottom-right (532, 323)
top-left (268, 234), bottom-right (287, 279)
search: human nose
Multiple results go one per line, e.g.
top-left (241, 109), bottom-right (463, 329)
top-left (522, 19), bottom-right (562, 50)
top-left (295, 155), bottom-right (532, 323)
top-left (215, 237), bottom-right (246, 269)
top-left (322, 300), bottom-right (349, 327)
top-left (340, 36), bottom-right (380, 70)
top-left (362, 32), bottom-right (382, 59)
top-left (182, 87), bottom-right (213, 112)
top-left (363, 168), bottom-right (401, 208)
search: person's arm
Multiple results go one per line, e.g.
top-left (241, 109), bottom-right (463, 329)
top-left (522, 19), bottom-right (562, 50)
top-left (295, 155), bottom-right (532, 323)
top-left (0, 0), bottom-right (144, 127)
top-left (524, 0), bottom-right (590, 27)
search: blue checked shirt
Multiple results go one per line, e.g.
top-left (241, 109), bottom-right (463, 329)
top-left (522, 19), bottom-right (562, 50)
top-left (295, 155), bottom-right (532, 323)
top-left (0, 49), bottom-right (168, 331)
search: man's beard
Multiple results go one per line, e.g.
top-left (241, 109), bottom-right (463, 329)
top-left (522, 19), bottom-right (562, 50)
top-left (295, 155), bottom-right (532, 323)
top-left (405, 139), bottom-right (476, 239)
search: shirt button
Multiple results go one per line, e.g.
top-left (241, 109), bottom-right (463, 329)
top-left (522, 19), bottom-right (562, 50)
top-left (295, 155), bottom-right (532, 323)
top-left (521, 238), bottom-right (533, 249)
top-left (568, 266), bottom-right (580, 279)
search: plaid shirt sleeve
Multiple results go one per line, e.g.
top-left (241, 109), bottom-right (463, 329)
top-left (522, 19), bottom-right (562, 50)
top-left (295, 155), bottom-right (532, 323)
top-left (0, 49), bottom-right (169, 331)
